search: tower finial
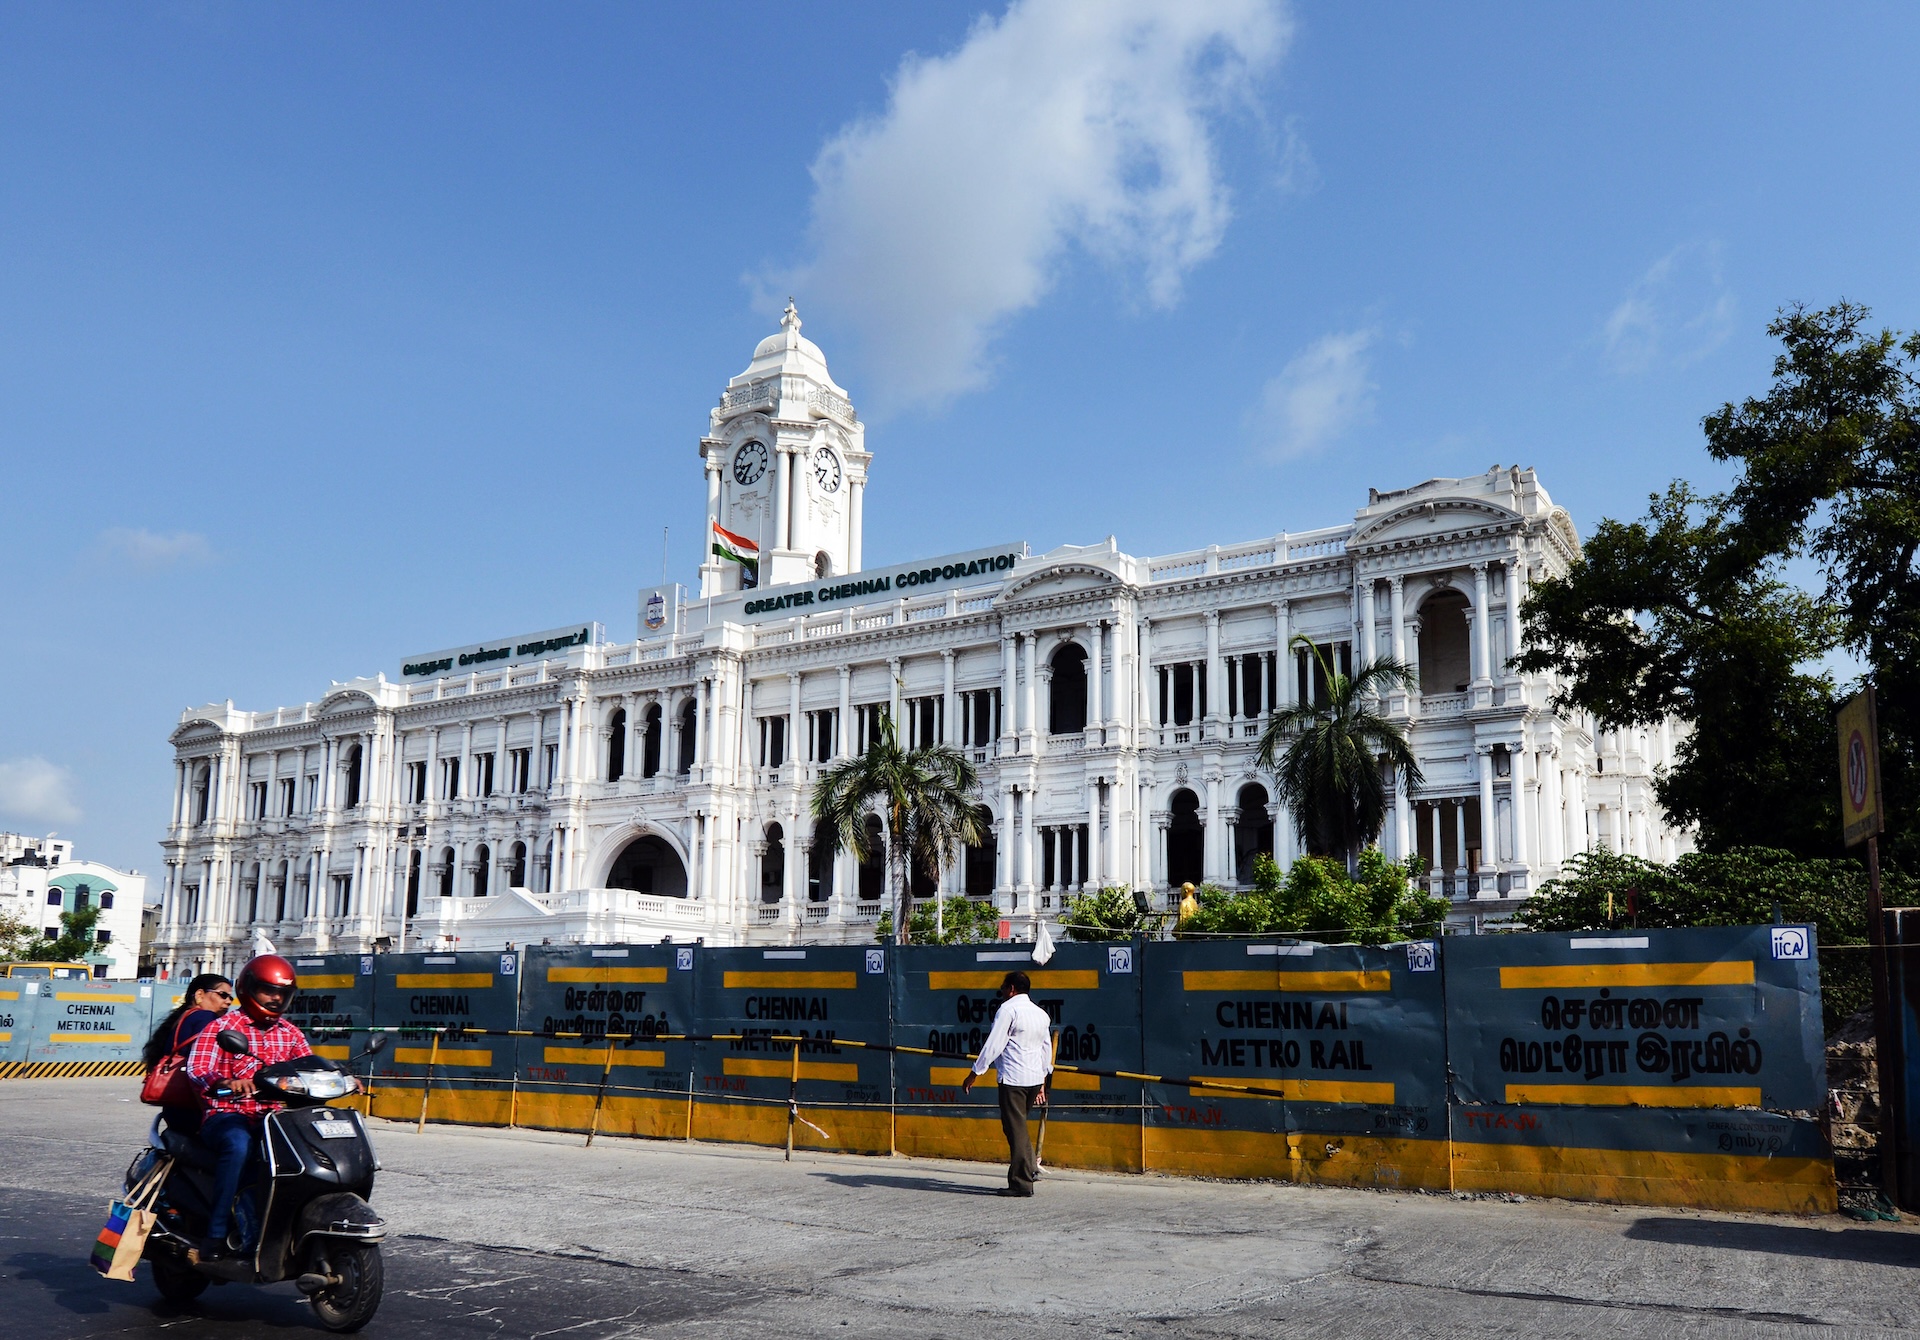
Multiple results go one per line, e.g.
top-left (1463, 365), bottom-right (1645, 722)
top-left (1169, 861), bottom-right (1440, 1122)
top-left (781, 297), bottom-right (801, 336)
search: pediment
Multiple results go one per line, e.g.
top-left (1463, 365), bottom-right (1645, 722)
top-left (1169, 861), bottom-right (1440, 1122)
top-left (170, 720), bottom-right (223, 747)
top-left (317, 688), bottom-right (378, 717)
top-left (1350, 497), bottom-right (1520, 550)
top-left (1001, 563), bottom-right (1125, 604)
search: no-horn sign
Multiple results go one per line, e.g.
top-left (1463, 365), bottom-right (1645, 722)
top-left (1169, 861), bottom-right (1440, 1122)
top-left (1836, 688), bottom-right (1883, 846)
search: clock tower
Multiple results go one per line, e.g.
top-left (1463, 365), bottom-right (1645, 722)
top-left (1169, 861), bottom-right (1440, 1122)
top-left (700, 302), bottom-right (869, 597)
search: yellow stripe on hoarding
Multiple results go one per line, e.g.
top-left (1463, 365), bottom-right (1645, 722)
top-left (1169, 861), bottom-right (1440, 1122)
top-left (927, 1065), bottom-right (1101, 1091)
top-left (1185, 1076), bottom-right (1396, 1104)
top-left (547, 966), bottom-right (668, 984)
top-left (49, 1033), bottom-right (133, 1044)
top-left (297, 974), bottom-right (357, 989)
top-left (543, 1046), bottom-right (668, 1067)
top-left (312, 1045), bottom-right (350, 1060)
top-left (54, 992), bottom-right (136, 1002)
top-left (722, 1057), bottom-right (860, 1082)
top-left (1503, 1083), bottom-right (1763, 1107)
top-left (0, 1033), bottom-right (9, 1042)
top-left (721, 971), bottom-right (857, 990)
top-left (394, 973), bottom-right (494, 989)
top-left (926, 970), bottom-right (1100, 990)
top-left (0, 989), bottom-right (18, 999)
top-left (392, 1047), bottom-right (493, 1067)
top-left (1181, 970), bottom-right (1392, 993)
top-left (1498, 962), bottom-right (1755, 990)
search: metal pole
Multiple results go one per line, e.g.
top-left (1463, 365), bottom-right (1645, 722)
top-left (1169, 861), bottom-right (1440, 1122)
top-left (415, 1031), bottom-right (440, 1134)
top-left (785, 1038), bottom-right (800, 1161)
top-left (586, 1039), bottom-right (616, 1147)
top-left (1866, 832), bottom-right (1899, 1199)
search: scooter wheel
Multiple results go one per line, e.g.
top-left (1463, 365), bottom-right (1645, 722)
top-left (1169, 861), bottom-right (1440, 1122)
top-left (150, 1254), bottom-right (209, 1303)
top-left (307, 1244), bottom-right (383, 1333)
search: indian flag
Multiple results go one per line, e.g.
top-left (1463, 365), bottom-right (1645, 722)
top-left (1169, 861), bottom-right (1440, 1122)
top-left (711, 522), bottom-right (759, 571)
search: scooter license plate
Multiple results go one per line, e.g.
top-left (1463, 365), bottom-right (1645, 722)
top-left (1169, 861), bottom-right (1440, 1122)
top-left (312, 1120), bottom-right (357, 1139)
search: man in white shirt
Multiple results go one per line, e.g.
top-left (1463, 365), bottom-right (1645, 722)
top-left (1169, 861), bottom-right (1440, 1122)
top-left (961, 971), bottom-right (1054, 1197)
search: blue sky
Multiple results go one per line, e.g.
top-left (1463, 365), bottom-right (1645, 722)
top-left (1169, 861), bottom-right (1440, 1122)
top-left (3, 2), bottom-right (1917, 873)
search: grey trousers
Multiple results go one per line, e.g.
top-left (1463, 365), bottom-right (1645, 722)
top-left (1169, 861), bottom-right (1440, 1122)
top-left (997, 1083), bottom-right (1043, 1195)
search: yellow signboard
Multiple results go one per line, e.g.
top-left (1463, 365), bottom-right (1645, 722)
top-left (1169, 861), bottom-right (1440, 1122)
top-left (1837, 687), bottom-right (1883, 846)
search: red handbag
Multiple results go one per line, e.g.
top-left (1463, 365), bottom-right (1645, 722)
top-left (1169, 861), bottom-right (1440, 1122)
top-left (139, 1014), bottom-right (203, 1107)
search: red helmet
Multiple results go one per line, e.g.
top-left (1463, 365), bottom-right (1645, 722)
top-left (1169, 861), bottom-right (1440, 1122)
top-left (235, 954), bottom-right (297, 1023)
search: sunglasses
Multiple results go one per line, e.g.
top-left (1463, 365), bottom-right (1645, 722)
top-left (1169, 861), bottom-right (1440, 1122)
top-left (207, 989), bottom-right (234, 1001)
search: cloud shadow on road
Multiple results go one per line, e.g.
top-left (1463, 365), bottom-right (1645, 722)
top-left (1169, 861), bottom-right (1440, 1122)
top-left (1625, 1217), bottom-right (1920, 1268)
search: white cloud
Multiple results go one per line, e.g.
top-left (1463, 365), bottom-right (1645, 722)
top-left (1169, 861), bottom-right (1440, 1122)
top-left (1272, 115), bottom-right (1319, 194)
top-left (780, 0), bottom-right (1289, 410)
top-left (1603, 242), bottom-right (1736, 374)
top-left (0, 757), bottom-right (81, 826)
top-left (1250, 328), bottom-right (1378, 461)
top-left (97, 528), bottom-right (213, 571)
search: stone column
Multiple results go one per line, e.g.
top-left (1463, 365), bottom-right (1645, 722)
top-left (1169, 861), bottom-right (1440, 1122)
top-left (837, 666), bottom-right (852, 759)
top-left (1138, 618), bottom-right (1153, 742)
top-left (1470, 562), bottom-right (1492, 692)
top-left (1389, 576), bottom-right (1406, 665)
top-left (1087, 621), bottom-right (1103, 739)
top-left (1021, 633), bottom-right (1037, 752)
top-left (1203, 770), bottom-right (1222, 882)
top-left (1429, 804), bottom-right (1444, 894)
top-left (1359, 578), bottom-right (1377, 667)
top-left (1476, 746), bottom-right (1496, 887)
top-left (941, 649), bottom-right (956, 745)
top-left (1511, 742), bottom-right (1531, 872)
top-left (1507, 556), bottom-right (1528, 670)
top-left (997, 782), bottom-right (1014, 899)
top-left (1086, 780), bottom-right (1101, 888)
top-left (694, 677), bottom-right (709, 770)
top-left (774, 446), bottom-right (792, 552)
top-left (1393, 765), bottom-right (1410, 864)
top-left (1273, 601), bottom-right (1292, 710)
top-left (887, 656), bottom-right (902, 736)
top-left (1203, 612), bottom-right (1222, 736)
top-left (787, 671), bottom-right (802, 772)
top-left (999, 636), bottom-right (1017, 752)
top-left (848, 477), bottom-right (864, 573)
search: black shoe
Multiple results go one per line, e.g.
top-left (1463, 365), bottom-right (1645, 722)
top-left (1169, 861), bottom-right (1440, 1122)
top-left (996, 1187), bottom-right (1034, 1197)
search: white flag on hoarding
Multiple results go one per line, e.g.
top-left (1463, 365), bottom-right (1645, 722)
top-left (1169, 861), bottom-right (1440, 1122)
top-left (1031, 918), bottom-right (1056, 966)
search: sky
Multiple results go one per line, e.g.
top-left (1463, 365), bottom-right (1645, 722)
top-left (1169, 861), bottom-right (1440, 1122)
top-left (3, 1), bottom-right (1917, 875)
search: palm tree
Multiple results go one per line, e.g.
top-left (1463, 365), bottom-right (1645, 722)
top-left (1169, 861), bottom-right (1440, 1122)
top-left (810, 715), bottom-right (985, 943)
top-left (1256, 636), bottom-right (1424, 862)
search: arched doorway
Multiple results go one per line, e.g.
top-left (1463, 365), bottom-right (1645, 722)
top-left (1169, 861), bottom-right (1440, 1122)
top-left (405, 850), bottom-right (421, 917)
top-left (1167, 789), bottom-right (1203, 887)
top-left (762, 823), bottom-right (785, 904)
top-left (607, 834), bottom-right (689, 897)
top-left (857, 814), bottom-right (886, 903)
top-left (607, 708), bottom-right (627, 780)
top-left (677, 699), bottom-right (697, 774)
top-left (509, 841), bottom-right (527, 888)
top-left (1049, 643), bottom-right (1088, 735)
top-left (473, 844), bottom-right (490, 898)
top-left (1233, 783), bottom-right (1274, 884)
top-left (809, 820), bottom-right (834, 902)
top-left (437, 847), bottom-right (455, 898)
top-left (1418, 588), bottom-right (1471, 694)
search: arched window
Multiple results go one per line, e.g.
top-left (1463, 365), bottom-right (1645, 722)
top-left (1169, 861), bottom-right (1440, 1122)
top-left (677, 699), bottom-right (697, 774)
top-left (608, 835), bottom-right (689, 898)
top-left (642, 703), bottom-right (663, 778)
top-left (607, 708), bottom-right (627, 781)
top-left (99, 890), bottom-right (114, 910)
top-left (857, 814), bottom-right (886, 903)
top-left (276, 860), bottom-right (290, 920)
top-left (1233, 783), bottom-right (1274, 884)
top-left (1168, 789), bottom-right (1203, 887)
top-left (406, 850), bottom-right (421, 918)
top-left (762, 823), bottom-right (785, 904)
top-left (509, 841), bottom-right (527, 889)
top-left (192, 764), bottom-right (211, 825)
top-left (808, 820), bottom-right (834, 902)
top-left (343, 743), bottom-right (363, 809)
top-left (1417, 589), bottom-right (1471, 694)
top-left (438, 847), bottom-right (456, 898)
top-left (1049, 643), bottom-right (1088, 735)
top-left (473, 844), bottom-right (490, 898)
top-left (964, 805), bottom-right (997, 897)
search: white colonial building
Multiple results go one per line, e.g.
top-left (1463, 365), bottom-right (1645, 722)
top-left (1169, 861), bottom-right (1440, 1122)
top-left (153, 306), bottom-right (1689, 978)
top-left (2, 832), bottom-right (148, 978)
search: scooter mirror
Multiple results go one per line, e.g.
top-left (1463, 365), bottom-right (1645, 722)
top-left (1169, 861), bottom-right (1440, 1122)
top-left (363, 1032), bottom-right (390, 1056)
top-left (216, 1028), bottom-right (253, 1056)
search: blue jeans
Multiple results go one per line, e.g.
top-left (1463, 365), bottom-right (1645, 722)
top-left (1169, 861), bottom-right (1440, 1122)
top-left (200, 1112), bottom-right (258, 1245)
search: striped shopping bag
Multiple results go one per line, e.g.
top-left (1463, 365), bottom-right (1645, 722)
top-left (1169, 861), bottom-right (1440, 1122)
top-left (90, 1157), bottom-right (171, 1281)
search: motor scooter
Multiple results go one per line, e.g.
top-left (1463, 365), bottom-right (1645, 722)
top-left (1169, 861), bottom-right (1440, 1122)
top-left (126, 1029), bottom-right (391, 1332)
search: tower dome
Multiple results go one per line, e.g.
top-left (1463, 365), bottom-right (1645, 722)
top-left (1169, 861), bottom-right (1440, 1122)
top-left (733, 300), bottom-right (847, 396)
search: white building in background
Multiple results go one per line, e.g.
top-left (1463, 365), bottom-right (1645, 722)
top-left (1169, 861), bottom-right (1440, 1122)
top-left (153, 305), bottom-right (1690, 978)
top-left (1, 833), bottom-right (148, 978)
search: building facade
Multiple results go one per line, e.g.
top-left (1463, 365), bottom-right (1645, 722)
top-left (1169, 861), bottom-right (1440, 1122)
top-left (2, 833), bottom-right (148, 978)
top-left (153, 308), bottom-right (1690, 979)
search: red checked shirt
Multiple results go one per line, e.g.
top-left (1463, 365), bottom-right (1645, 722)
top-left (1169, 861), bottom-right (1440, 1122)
top-left (185, 1011), bottom-right (313, 1119)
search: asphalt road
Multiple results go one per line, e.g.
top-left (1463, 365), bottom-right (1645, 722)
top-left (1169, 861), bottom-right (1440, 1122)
top-left (5, 1078), bottom-right (1917, 1339)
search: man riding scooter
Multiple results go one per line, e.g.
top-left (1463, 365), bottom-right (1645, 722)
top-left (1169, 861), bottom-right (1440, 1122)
top-left (182, 953), bottom-right (325, 1260)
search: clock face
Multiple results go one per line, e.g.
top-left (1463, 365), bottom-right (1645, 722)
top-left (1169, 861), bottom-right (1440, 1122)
top-left (732, 440), bottom-right (769, 487)
top-left (812, 446), bottom-right (842, 493)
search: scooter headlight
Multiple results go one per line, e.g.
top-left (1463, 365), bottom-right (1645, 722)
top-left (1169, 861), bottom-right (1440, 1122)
top-left (278, 1072), bottom-right (356, 1100)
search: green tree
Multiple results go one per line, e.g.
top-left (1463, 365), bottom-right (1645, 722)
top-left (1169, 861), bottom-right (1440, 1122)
top-left (1518, 845), bottom-right (1916, 1033)
top-left (875, 895), bottom-right (1002, 946)
top-left (0, 906), bottom-right (41, 961)
top-left (27, 903), bottom-right (101, 964)
top-left (1256, 638), bottom-right (1423, 861)
top-left (812, 715), bottom-right (985, 944)
top-left (1060, 887), bottom-right (1151, 942)
top-left (1516, 482), bottom-right (1846, 854)
top-left (1177, 851), bottom-right (1447, 945)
